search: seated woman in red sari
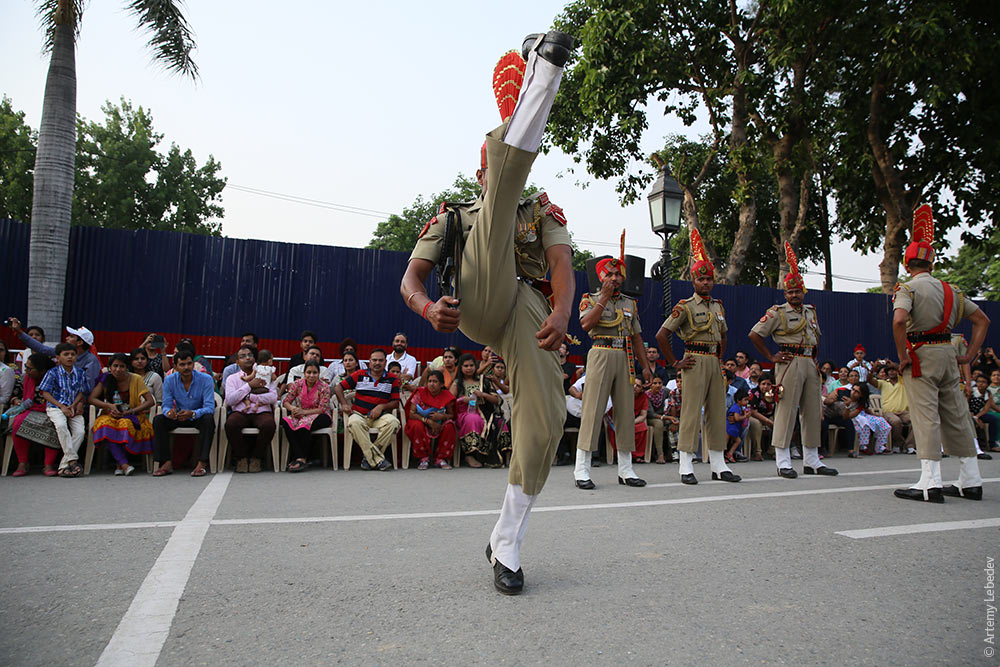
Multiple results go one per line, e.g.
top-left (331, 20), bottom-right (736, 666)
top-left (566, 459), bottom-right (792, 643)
top-left (89, 353), bottom-right (155, 476)
top-left (281, 360), bottom-right (333, 473)
top-left (404, 369), bottom-right (456, 470)
top-left (6, 353), bottom-right (60, 476)
top-left (607, 379), bottom-right (649, 462)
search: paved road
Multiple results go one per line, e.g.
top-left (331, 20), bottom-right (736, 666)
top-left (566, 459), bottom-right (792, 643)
top-left (1, 455), bottom-right (997, 666)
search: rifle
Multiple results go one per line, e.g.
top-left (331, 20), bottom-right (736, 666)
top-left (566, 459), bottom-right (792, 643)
top-left (436, 206), bottom-right (463, 308)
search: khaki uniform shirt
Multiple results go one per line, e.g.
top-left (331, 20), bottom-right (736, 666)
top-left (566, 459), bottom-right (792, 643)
top-left (409, 192), bottom-right (571, 280)
top-left (750, 303), bottom-right (821, 346)
top-left (661, 294), bottom-right (726, 343)
top-left (893, 272), bottom-right (979, 333)
top-left (578, 292), bottom-right (641, 339)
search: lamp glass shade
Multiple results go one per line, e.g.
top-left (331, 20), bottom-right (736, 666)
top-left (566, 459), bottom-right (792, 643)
top-left (647, 168), bottom-right (684, 234)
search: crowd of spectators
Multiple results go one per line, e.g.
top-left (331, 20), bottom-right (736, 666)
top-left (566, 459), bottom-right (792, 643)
top-left (2, 315), bottom-right (998, 477)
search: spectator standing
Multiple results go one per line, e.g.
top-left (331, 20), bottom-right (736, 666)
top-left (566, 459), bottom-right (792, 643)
top-left (335, 348), bottom-right (400, 471)
top-left (645, 344), bottom-right (670, 385)
top-left (847, 344), bottom-right (873, 382)
top-left (14, 325), bottom-right (45, 374)
top-left (38, 342), bottom-right (91, 477)
top-left (130, 348), bottom-right (163, 404)
top-left (219, 333), bottom-right (260, 394)
top-left (327, 338), bottom-right (368, 378)
top-left (141, 333), bottom-right (169, 377)
top-left (284, 345), bottom-right (330, 390)
top-left (558, 343), bottom-right (580, 393)
top-left (288, 330), bottom-right (318, 370)
top-left (89, 353), bottom-right (155, 476)
top-left (734, 350), bottom-right (752, 380)
top-left (281, 360), bottom-right (333, 473)
top-left (404, 369), bottom-right (457, 469)
top-left (746, 362), bottom-right (762, 391)
top-left (8, 318), bottom-right (101, 390)
top-left (973, 347), bottom-right (999, 380)
top-left (4, 353), bottom-right (60, 476)
top-left (224, 345), bottom-right (278, 473)
top-left (152, 349), bottom-right (216, 477)
top-left (387, 332), bottom-right (418, 380)
top-left (420, 346), bottom-right (460, 388)
top-left (166, 340), bottom-right (211, 376)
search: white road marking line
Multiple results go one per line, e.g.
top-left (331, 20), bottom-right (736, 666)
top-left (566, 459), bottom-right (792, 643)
top-left (0, 521), bottom-right (178, 535)
top-left (96, 472), bottom-right (233, 667)
top-left (837, 517), bottom-right (1000, 539)
top-left (643, 466), bottom-right (921, 488)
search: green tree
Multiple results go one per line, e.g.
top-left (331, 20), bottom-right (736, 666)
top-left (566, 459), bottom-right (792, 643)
top-left (0, 96), bottom-right (37, 222)
top-left (28, 0), bottom-right (198, 338)
top-left (367, 174), bottom-right (594, 269)
top-left (937, 228), bottom-right (1000, 301)
top-left (74, 98), bottom-right (224, 234)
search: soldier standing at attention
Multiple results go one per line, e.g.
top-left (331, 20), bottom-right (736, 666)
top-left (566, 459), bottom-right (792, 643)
top-left (400, 32), bottom-right (576, 594)
top-left (573, 233), bottom-right (654, 490)
top-left (892, 205), bottom-right (990, 502)
top-left (654, 228), bottom-right (741, 485)
top-left (748, 242), bottom-right (838, 478)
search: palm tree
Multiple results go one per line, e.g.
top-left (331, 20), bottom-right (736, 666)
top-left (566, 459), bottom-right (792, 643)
top-left (29, 0), bottom-right (198, 336)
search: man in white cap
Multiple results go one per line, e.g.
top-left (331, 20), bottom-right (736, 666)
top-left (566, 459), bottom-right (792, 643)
top-left (6, 317), bottom-right (101, 388)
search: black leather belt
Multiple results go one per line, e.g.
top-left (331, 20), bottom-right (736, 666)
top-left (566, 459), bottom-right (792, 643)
top-left (685, 342), bottom-right (718, 355)
top-left (778, 343), bottom-right (815, 356)
top-left (906, 332), bottom-right (951, 344)
top-left (593, 336), bottom-right (626, 350)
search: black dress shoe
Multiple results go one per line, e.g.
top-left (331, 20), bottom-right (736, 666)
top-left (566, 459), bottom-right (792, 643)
top-left (521, 31), bottom-right (576, 67)
top-left (941, 484), bottom-right (983, 500)
top-left (681, 473), bottom-right (698, 485)
top-left (803, 465), bottom-right (838, 476)
top-left (978, 453), bottom-right (993, 460)
top-left (618, 476), bottom-right (646, 487)
top-left (778, 467), bottom-right (798, 479)
top-left (486, 544), bottom-right (523, 595)
top-left (893, 487), bottom-right (944, 503)
top-left (711, 471), bottom-right (741, 482)
top-left (575, 478), bottom-right (596, 490)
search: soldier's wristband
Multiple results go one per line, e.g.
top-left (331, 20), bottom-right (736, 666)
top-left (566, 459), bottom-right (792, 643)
top-left (421, 301), bottom-right (432, 320)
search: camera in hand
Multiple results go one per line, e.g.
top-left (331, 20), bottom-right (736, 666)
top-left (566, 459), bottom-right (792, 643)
top-left (2, 318), bottom-right (11, 327)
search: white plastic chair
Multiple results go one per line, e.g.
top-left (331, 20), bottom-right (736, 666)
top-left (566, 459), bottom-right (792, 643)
top-left (217, 402), bottom-right (280, 472)
top-left (278, 404), bottom-right (338, 471)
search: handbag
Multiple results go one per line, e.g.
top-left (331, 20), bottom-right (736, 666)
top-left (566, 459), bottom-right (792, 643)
top-left (14, 411), bottom-right (62, 449)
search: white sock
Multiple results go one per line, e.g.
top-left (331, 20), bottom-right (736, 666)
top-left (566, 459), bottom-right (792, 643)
top-left (958, 456), bottom-right (983, 489)
top-left (708, 448), bottom-right (731, 474)
top-left (910, 459), bottom-right (943, 494)
top-left (804, 446), bottom-right (823, 469)
top-left (775, 446), bottom-right (792, 470)
top-left (617, 449), bottom-right (636, 479)
top-left (502, 49), bottom-right (563, 153)
top-left (975, 439), bottom-right (984, 455)
top-left (489, 484), bottom-right (537, 572)
top-left (574, 448), bottom-right (592, 481)
top-left (678, 450), bottom-right (695, 476)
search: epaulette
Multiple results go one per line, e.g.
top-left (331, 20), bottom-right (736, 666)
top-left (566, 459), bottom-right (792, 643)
top-left (525, 191), bottom-right (567, 226)
top-left (678, 298), bottom-right (690, 304)
top-left (713, 298), bottom-right (723, 304)
top-left (804, 304), bottom-right (816, 311)
top-left (417, 216), bottom-right (437, 240)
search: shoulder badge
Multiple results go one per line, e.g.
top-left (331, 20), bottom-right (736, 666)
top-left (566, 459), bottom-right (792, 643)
top-left (417, 216), bottom-right (437, 240)
top-left (670, 305), bottom-right (683, 319)
top-left (536, 191), bottom-right (567, 226)
top-left (579, 294), bottom-right (593, 312)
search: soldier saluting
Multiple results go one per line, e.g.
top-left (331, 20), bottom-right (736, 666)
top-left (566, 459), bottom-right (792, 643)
top-left (654, 228), bottom-right (740, 485)
top-left (892, 205), bottom-right (990, 502)
top-left (749, 242), bottom-right (838, 478)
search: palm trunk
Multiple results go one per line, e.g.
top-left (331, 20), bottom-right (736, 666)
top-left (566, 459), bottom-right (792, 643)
top-left (29, 15), bottom-right (76, 337)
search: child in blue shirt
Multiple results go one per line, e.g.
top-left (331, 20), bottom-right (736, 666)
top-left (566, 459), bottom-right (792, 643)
top-left (726, 389), bottom-right (751, 464)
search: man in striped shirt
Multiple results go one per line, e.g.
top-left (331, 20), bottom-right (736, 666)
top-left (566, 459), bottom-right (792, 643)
top-left (335, 348), bottom-right (400, 471)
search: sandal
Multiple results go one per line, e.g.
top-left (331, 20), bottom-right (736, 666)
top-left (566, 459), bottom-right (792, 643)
top-left (43, 465), bottom-right (58, 477)
top-left (152, 466), bottom-right (173, 477)
top-left (12, 463), bottom-right (29, 477)
top-left (436, 459), bottom-right (452, 470)
top-left (287, 459), bottom-right (307, 473)
top-left (417, 458), bottom-right (429, 470)
top-left (58, 462), bottom-right (82, 478)
top-left (190, 462), bottom-right (208, 477)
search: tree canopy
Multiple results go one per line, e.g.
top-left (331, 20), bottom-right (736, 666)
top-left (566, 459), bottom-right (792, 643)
top-left (0, 96), bottom-right (225, 234)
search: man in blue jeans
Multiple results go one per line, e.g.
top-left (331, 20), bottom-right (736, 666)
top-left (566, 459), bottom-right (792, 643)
top-left (153, 349), bottom-right (216, 477)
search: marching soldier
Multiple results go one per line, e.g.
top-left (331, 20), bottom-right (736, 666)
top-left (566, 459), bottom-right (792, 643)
top-left (574, 233), bottom-right (654, 489)
top-left (748, 242), bottom-right (838, 478)
top-left (654, 228), bottom-right (741, 484)
top-left (400, 32), bottom-right (576, 594)
top-left (892, 205), bottom-right (991, 502)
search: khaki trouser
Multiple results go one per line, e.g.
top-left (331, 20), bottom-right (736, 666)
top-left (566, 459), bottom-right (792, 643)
top-left (577, 347), bottom-right (635, 453)
top-left (46, 405), bottom-right (85, 469)
top-left (678, 353), bottom-right (727, 452)
top-left (901, 344), bottom-right (975, 460)
top-left (882, 410), bottom-right (915, 450)
top-left (347, 412), bottom-right (400, 466)
top-left (747, 416), bottom-right (763, 458)
top-left (454, 125), bottom-right (566, 496)
top-left (648, 417), bottom-right (665, 458)
top-left (771, 356), bottom-right (821, 449)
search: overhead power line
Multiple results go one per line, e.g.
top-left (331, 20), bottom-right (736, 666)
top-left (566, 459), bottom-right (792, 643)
top-left (226, 183), bottom-right (395, 219)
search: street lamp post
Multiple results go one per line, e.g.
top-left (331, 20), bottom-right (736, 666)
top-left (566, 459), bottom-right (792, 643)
top-left (647, 162), bottom-right (685, 318)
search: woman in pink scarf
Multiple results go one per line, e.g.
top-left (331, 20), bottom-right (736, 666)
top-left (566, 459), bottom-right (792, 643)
top-left (280, 361), bottom-right (333, 472)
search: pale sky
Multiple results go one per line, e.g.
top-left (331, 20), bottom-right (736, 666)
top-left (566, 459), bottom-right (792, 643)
top-left (1, 0), bottom-right (937, 293)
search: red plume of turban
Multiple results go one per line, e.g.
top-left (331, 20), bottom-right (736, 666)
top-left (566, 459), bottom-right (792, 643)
top-left (904, 204), bottom-right (935, 267)
top-left (596, 229), bottom-right (627, 281)
top-left (689, 227), bottom-right (714, 278)
top-left (782, 241), bottom-right (806, 292)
